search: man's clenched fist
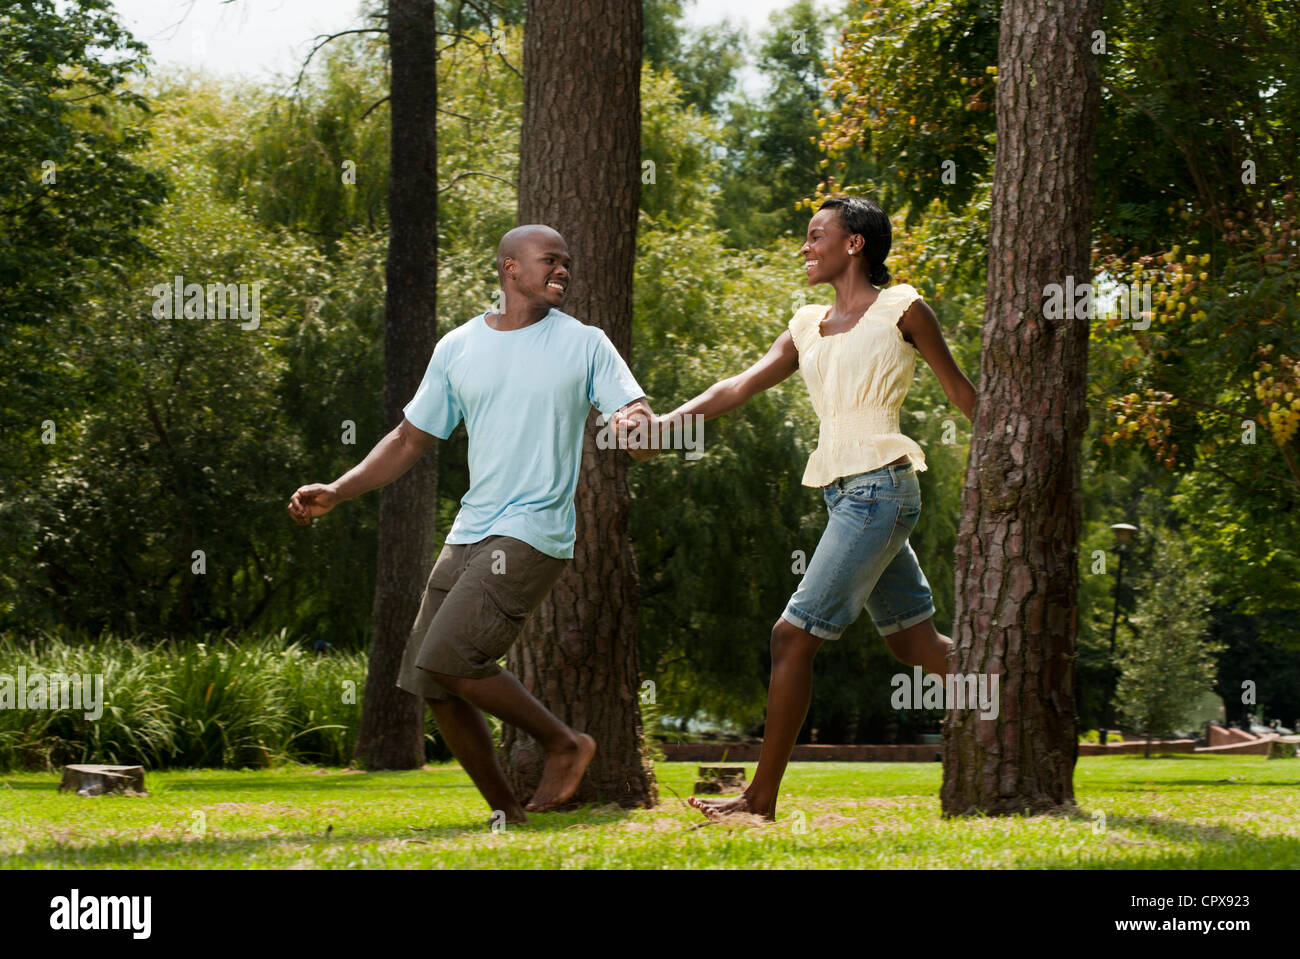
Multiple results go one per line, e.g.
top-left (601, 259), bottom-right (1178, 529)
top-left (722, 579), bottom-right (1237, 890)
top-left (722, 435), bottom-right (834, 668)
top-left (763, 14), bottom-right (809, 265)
top-left (288, 484), bottom-right (341, 525)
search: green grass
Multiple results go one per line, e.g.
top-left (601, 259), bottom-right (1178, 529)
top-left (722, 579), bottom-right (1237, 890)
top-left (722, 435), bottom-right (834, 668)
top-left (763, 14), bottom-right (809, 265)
top-left (3, 755), bottom-right (1298, 868)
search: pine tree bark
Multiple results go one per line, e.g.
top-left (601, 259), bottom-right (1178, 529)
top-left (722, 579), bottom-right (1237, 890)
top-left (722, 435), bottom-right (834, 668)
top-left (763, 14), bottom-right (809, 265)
top-left (501, 0), bottom-right (657, 807)
top-left (941, 0), bottom-right (1104, 815)
top-left (353, 0), bottom-right (438, 770)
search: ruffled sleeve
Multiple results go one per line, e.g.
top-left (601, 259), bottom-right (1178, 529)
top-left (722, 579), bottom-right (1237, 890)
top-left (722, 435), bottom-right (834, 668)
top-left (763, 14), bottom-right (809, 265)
top-left (878, 284), bottom-right (922, 330)
top-left (787, 304), bottom-right (826, 354)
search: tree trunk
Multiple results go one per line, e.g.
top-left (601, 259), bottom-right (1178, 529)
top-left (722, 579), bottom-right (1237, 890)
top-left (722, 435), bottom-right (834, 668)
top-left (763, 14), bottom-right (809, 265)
top-left (353, 0), bottom-right (439, 770)
top-left (941, 0), bottom-right (1104, 815)
top-left (501, 0), bottom-right (656, 807)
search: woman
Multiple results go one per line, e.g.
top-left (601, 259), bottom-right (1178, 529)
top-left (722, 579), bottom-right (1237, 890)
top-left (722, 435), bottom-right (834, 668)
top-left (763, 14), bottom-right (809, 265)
top-left (626, 196), bottom-right (976, 821)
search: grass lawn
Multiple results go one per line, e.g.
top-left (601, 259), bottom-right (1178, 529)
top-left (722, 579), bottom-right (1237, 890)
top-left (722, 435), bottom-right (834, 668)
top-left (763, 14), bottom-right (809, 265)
top-left (3, 756), bottom-right (1298, 869)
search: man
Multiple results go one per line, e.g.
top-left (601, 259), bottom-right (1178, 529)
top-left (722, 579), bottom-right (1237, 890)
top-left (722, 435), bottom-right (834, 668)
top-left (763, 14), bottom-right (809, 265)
top-left (288, 224), bottom-right (654, 822)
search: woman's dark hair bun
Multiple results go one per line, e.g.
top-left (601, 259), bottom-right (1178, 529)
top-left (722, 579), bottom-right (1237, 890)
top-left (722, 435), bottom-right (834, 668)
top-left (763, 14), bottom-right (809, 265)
top-left (819, 195), bottom-right (892, 287)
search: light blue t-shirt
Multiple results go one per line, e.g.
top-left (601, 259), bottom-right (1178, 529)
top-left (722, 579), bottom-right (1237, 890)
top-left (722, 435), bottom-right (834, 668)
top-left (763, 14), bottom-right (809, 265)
top-left (403, 309), bottom-right (644, 559)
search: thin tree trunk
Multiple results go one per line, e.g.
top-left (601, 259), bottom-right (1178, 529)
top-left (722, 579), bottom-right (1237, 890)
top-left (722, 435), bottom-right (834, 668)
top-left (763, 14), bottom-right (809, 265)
top-left (941, 0), bottom-right (1105, 815)
top-left (354, 0), bottom-right (438, 770)
top-left (501, 0), bottom-right (656, 807)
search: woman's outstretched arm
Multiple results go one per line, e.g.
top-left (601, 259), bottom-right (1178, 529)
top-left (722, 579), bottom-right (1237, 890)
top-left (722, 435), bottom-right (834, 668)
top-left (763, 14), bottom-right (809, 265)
top-left (617, 330), bottom-right (800, 456)
top-left (673, 329), bottom-right (800, 421)
top-left (900, 299), bottom-right (977, 422)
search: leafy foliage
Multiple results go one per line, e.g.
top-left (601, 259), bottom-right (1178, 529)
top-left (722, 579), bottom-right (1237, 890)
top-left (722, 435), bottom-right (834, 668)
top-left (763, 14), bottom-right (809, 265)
top-left (1113, 540), bottom-right (1223, 747)
top-left (0, 0), bottom-right (167, 327)
top-left (0, 632), bottom-right (452, 770)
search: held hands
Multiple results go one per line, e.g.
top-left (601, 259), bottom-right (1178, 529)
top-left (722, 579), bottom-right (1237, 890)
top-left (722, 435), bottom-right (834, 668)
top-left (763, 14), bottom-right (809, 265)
top-left (612, 404), bottom-right (662, 462)
top-left (288, 483), bottom-right (341, 525)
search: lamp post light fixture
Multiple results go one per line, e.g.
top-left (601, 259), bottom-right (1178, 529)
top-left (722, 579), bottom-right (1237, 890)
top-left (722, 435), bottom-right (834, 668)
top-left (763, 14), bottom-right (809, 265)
top-left (1101, 523), bottom-right (1139, 746)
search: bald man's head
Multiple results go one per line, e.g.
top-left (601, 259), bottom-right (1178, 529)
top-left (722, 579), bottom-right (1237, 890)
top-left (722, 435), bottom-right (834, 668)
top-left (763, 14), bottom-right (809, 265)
top-left (496, 224), bottom-right (571, 310)
top-left (497, 224), bottom-right (566, 279)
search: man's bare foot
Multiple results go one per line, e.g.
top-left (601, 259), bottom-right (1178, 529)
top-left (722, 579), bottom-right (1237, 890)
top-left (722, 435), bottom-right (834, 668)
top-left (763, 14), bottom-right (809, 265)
top-left (525, 733), bottom-right (596, 812)
top-left (688, 793), bottom-right (775, 822)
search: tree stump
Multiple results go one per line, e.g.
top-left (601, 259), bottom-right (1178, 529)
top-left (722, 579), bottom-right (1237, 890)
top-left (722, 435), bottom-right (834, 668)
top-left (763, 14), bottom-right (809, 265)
top-left (694, 764), bottom-right (746, 794)
top-left (58, 765), bottom-right (147, 796)
top-left (1267, 738), bottom-right (1299, 760)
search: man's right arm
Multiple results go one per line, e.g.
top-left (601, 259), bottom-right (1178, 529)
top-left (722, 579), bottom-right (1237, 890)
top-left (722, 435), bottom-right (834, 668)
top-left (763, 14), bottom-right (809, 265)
top-left (288, 416), bottom-right (437, 525)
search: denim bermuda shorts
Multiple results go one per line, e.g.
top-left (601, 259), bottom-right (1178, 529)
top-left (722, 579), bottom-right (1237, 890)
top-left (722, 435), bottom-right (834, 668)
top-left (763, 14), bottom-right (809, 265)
top-left (781, 460), bottom-right (935, 641)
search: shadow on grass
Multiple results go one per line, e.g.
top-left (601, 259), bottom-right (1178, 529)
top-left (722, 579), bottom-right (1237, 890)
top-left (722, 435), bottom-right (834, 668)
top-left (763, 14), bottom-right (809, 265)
top-left (1092, 754), bottom-right (1299, 766)
top-left (1, 770), bottom-right (463, 793)
top-left (159, 776), bottom-right (452, 792)
top-left (9, 805), bottom-right (639, 868)
top-left (1010, 806), bottom-right (1300, 868)
top-left (776, 804), bottom-right (1300, 869)
top-left (1110, 780), bottom-right (1300, 789)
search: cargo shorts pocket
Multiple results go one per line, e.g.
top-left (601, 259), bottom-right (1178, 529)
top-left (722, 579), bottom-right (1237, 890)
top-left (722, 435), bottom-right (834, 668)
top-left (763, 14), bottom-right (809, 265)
top-left (470, 539), bottom-right (567, 667)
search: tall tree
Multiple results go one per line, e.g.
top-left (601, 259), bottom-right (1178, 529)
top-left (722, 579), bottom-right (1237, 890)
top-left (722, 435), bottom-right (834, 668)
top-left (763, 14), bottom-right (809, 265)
top-left (502, 0), bottom-right (656, 807)
top-left (941, 0), bottom-right (1105, 815)
top-left (353, 0), bottom-right (440, 769)
top-left (1113, 539), bottom-right (1221, 757)
top-left (0, 0), bottom-right (166, 589)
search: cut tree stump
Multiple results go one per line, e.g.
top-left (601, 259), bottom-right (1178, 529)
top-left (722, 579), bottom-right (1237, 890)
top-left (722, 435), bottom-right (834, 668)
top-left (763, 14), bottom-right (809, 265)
top-left (1268, 737), bottom-right (1300, 759)
top-left (693, 764), bottom-right (746, 794)
top-left (58, 765), bottom-right (147, 797)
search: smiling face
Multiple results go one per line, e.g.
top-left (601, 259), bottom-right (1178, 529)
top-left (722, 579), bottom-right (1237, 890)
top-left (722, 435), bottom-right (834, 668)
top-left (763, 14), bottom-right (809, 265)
top-left (501, 228), bottom-right (571, 309)
top-left (799, 207), bottom-right (859, 285)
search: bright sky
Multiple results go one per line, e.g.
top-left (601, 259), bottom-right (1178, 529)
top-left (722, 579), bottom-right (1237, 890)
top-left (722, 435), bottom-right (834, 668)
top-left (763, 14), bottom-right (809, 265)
top-left (109, 0), bottom-right (841, 92)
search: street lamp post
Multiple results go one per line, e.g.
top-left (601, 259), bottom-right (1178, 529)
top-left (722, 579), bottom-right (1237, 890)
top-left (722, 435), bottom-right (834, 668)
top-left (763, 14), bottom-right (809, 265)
top-left (1101, 523), bottom-right (1139, 747)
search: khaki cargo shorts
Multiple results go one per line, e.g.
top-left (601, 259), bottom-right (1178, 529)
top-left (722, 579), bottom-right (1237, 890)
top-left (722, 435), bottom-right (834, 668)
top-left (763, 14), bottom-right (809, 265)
top-left (397, 535), bottom-right (567, 702)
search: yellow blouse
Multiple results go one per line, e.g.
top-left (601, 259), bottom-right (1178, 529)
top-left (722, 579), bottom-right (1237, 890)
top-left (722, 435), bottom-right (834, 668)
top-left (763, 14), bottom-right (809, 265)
top-left (788, 283), bottom-right (928, 488)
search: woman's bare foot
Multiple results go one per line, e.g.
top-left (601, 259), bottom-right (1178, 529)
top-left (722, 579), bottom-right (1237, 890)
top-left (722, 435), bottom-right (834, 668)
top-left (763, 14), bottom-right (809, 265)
top-left (525, 733), bottom-right (596, 811)
top-left (688, 793), bottom-right (775, 822)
